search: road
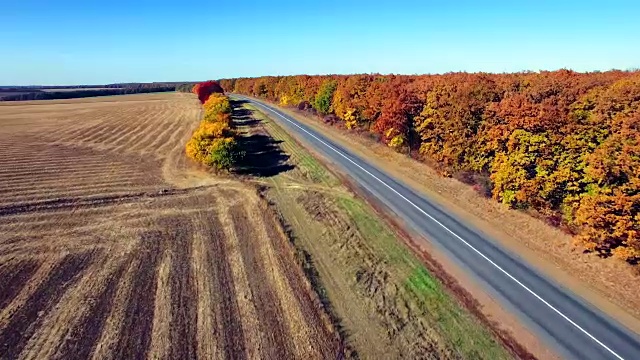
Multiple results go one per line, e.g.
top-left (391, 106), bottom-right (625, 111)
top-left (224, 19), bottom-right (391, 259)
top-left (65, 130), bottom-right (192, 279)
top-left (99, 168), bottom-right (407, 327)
top-left (234, 95), bottom-right (640, 360)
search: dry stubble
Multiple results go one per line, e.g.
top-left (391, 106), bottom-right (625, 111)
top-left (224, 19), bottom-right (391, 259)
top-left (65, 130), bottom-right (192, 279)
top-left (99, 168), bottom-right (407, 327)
top-left (0, 93), bottom-right (340, 359)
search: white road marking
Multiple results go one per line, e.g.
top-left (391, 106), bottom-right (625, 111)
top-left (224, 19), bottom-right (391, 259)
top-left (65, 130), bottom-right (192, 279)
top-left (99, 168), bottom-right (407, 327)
top-left (245, 97), bottom-right (625, 360)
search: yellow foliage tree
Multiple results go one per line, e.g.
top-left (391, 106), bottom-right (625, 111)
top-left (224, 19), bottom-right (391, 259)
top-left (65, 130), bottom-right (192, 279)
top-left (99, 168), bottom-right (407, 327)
top-left (344, 108), bottom-right (358, 129)
top-left (385, 128), bottom-right (405, 148)
top-left (203, 93), bottom-right (231, 115)
top-left (279, 94), bottom-right (293, 106)
top-left (204, 111), bottom-right (231, 125)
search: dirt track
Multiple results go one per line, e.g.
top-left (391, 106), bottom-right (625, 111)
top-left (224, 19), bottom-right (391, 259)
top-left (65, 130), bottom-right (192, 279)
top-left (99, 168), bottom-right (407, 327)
top-left (0, 93), bottom-right (339, 359)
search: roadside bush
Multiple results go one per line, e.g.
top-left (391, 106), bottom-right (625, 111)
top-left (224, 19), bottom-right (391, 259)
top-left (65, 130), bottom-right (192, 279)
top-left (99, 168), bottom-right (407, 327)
top-left (203, 93), bottom-right (231, 115)
top-left (185, 119), bottom-right (232, 155)
top-left (297, 100), bottom-right (312, 110)
top-left (207, 137), bottom-right (243, 169)
top-left (323, 114), bottom-right (339, 124)
top-left (194, 121), bottom-right (232, 139)
top-left (204, 111), bottom-right (231, 125)
top-left (454, 171), bottom-right (494, 198)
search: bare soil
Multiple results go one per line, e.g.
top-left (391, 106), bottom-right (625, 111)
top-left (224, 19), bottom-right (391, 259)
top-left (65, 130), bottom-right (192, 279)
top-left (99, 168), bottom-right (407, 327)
top-left (0, 93), bottom-right (340, 359)
top-left (268, 102), bottom-right (640, 336)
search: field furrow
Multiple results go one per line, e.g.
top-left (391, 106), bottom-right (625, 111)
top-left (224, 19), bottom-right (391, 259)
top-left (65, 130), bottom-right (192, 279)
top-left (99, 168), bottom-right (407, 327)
top-left (65, 111), bottom-right (126, 141)
top-left (55, 261), bottom-right (128, 360)
top-left (0, 252), bottom-right (94, 359)
top-left (191, 210), bottom-right (224, 360)
top-left (0, 184), bottom-right (162, 205)
top-left (132, 114), bottom-right (182, 154)
top-left (202, 211), bottom-right (247, 359)
top-left (229, 203), bottom-right (297, 359)
top-left (215, 195), bottom-right (264, 359)
top-left (106, 109), bottom-right (158, 150)
top-left (52, 112), bottom-right (122, 144)
top-left (0, 259), bottom-right (41, 310)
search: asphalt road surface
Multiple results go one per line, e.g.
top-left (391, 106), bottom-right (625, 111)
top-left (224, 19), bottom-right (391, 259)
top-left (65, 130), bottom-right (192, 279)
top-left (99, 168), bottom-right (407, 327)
top-left (234, 95), bottom-right (640, 360)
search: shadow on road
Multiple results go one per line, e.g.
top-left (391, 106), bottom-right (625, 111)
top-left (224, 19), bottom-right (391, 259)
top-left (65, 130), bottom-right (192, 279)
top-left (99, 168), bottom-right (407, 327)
top-left (231, 99), bottom-right (295, 177)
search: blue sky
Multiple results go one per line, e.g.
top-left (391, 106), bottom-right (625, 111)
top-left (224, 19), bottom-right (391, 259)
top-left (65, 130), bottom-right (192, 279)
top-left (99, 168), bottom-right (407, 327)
top-left (1, 0), bottom-right (638, 85)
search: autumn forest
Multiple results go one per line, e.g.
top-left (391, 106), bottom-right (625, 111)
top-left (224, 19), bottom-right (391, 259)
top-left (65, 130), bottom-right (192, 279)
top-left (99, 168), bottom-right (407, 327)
top-left (219, 70), bottom-right (640, 264)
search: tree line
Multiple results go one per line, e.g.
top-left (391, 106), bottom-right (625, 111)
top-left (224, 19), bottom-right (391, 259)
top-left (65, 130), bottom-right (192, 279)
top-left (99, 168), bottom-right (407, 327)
top-left (0, 82), bottom-right (194, 101)
top-left (220, 70), bottom-right (640, 264)
top-left (185, 81), bottom-right (242, 169)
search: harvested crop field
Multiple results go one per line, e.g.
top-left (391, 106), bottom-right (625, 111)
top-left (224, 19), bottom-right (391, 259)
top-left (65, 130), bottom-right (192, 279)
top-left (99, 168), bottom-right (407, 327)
top-left (0, 93), bottom-right (340, 359)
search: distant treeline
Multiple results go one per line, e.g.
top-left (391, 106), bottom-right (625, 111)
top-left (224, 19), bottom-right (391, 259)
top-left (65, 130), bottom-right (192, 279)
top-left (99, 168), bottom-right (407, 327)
top-left (176, 83), bottom-right (198, 93)
top-left (0, 82), bottom-right (197, 101)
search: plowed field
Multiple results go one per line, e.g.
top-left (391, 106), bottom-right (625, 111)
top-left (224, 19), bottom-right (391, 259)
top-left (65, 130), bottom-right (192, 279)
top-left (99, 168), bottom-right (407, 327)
top-left (0, 93), bottom-right (340, 359)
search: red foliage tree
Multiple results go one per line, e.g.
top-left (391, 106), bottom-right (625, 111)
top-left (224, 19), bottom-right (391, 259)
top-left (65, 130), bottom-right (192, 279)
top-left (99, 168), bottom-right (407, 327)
top-left (192, 80), bottom-right (225, 104)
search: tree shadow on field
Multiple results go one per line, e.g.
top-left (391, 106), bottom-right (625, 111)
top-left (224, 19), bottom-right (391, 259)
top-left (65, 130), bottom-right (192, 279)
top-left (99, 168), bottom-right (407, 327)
top-left (232, 99), bottom-right (295, 177)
